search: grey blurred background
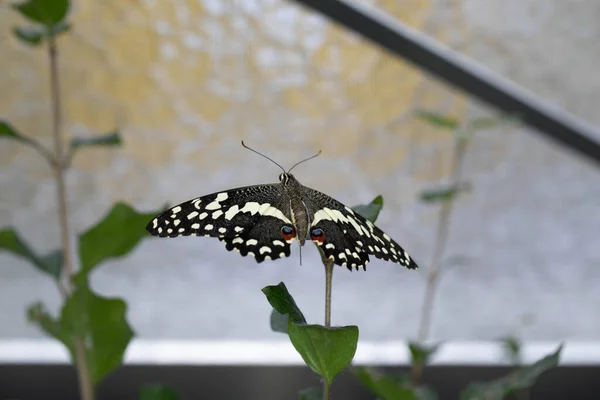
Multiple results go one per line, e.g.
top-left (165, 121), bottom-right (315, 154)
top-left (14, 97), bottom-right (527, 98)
top-left (1, 0), bottom-right (599, 343)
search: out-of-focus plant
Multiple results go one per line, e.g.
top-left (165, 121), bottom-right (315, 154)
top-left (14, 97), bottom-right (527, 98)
top-left (1, 1), bottom-right (165, 399)
top-left (410, 110), bottom-right (520, 385)
top-left (348, 110), bottom-right (562, 399)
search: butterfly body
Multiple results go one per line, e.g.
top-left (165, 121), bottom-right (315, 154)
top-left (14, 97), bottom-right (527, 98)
top-left (146, 172), bottom-right (418, 271)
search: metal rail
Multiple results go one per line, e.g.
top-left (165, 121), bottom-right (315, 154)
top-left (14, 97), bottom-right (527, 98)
top-left (291, 0), bottom-right (600, 166)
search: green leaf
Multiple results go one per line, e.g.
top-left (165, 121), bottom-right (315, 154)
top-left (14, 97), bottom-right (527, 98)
top-left (12, 0), bottom-right (70, 27)
top-left (262, 282), bottom-right (307, 324)
top-left (70, 132), bottom-right (122, 151)
top-left (138, 384), bottom-right (180, 400)
top-left (408, 342), bottom-right (440, 366)
top-left (27, 301), bottom-right (74, 353)
top-left (352, 195), bottom-right (383, 223)
top-left (269, 308), bottom-right (290, 334)
top-left (353, 367), bottom-right (419, 400)
top-left (75, 202), bottom-right (163, 283)
top-left (460, 345), bottom-right (562, 400)
top-left (415, 110), bottom-right (459, 130)
top-left (419, 183), bottom-right (470, 204)
top-left (61, 284), bottom-right (135, 385)
top-left (0, 227), bottom-right (62, 279)
top-left (298, 387), bottom-right (323, 400)
top-left (288, 322), bottom-right (358, 386)
top-left (13, 22), bottom-right (70, 46)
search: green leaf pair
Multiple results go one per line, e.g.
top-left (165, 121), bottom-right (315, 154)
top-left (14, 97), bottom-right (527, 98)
top-left (12, 0), bottom-right (71, 46)
top-left (419, 183), bottom-right (471, 204)
top-left (2, 118), bottom-right (122, 164)
top-left (262, 283), bottom-right (359, 387)
top-left (415, 109), bottom-right (520, 136)
top-left (28, 284), bottom-right (134, 385)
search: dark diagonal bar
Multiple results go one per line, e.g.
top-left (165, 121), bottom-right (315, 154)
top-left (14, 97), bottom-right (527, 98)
top-left (291, 0), bottom-right (600, 166)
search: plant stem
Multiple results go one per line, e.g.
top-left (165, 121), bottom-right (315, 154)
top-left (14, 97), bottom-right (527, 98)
top-left (48, 34), bottom-right (95, 400)
top-left (320, 248), bottom-right (335, 400)
top-left (324, 261), bottom-right (333, 328)
top-left (412, 135), bottom-right (469, 385)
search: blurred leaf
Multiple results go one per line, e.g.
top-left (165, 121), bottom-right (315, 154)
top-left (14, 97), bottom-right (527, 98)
top-left (467, 115), bottom-right (520, 133)
top-left (12, 0), bottom-right (70, 27)
top-left (269, 308), bottom-right (289, 334)
top-left (419, 183), bottom-right (470, 204)
top-left (415, 110), bottom-right (459, 130)
top-left (352, 195), bottom-right (384, 223)
top-left (61, 284), bottom-right (134, 385)
top-left (408, 342), bottom-right (440, 366)
top-left (298, 387), bottom-right (323, 400)
top-left (1, 120), bottom-right (31, 144)
top-left (500, 336), bottom-right (522, 365)
top-left (460, 345), bottom-right (562, 400)
top-left (444, 254), bottom-right (473, 267)
top-left (0, 227), bottom-right (62, 279)
top-left (27, 301), bottom-right (73, 353)
top-left (13, 26), bottom-right (43, 45)
top-left (138, 384), bottom-right (180, 400)
top-left (75, 202), bottom-right (163, 283)
top-left (353, 367), bottom-right (419, 400)
top-left (289, 322), bottom-right (358, 386)
top-left (262, 282), bottom-right (306, 325)
top-left (70, 132), bottom-right (122, 151)
top-left (413, 386), bottom-right (439, 400)
top-left (13, 22), bottom-right (70, 46)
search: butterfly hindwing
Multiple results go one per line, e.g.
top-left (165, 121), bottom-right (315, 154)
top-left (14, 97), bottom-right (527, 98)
top-left (219, 216), bottom-right (292, 262)
top-left (302, 186), bottom-right (418, 270)
top-left (313, 219), bottom-right (371, 270)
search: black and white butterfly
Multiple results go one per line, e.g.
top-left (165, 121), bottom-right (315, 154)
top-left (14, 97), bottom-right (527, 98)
top-left (146, 143), bottom-right (418, 271)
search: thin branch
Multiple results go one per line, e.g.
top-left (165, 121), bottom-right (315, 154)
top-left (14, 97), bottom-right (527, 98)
top-left (47, 33), bottom-right (94, 400)
top-left (21, 137), bottom-right (58, 167)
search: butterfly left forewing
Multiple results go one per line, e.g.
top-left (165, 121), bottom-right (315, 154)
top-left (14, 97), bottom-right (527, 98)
top-left (301, 186), bottom-right (418, 271)
top-left (146, 184), bottom-right (295, 262)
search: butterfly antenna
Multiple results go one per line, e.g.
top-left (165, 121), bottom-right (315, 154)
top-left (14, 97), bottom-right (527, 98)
top-left (287, 149), bottom-right (322, 173)
top-left (241, 141), bottom-right (286, 173)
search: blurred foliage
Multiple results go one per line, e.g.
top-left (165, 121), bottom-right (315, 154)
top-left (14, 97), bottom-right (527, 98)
top-left (352, 195), bottom-right (384, 223)
top-left (298, 387), bottom-right (323, 400)
top-left (460, 345), bottom-right (562, 400)
top-left (138, 384), bottom-right (181, 400)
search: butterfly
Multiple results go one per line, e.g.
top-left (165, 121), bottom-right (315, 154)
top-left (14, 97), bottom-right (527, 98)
top-left (146, 142), bottom-right (418, 271)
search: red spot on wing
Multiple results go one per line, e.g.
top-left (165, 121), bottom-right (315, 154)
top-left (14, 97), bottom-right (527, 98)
top-left (281, 225), bottom-right (296, 242)
top-left (311, 227), bottom-right (325, 244)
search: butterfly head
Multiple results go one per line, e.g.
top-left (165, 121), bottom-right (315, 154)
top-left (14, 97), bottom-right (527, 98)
top-left (278, 172), bottom-right (297, 185)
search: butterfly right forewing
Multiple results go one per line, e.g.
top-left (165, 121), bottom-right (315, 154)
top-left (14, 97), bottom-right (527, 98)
top-left (301, 186), bottom-right (418, 271)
